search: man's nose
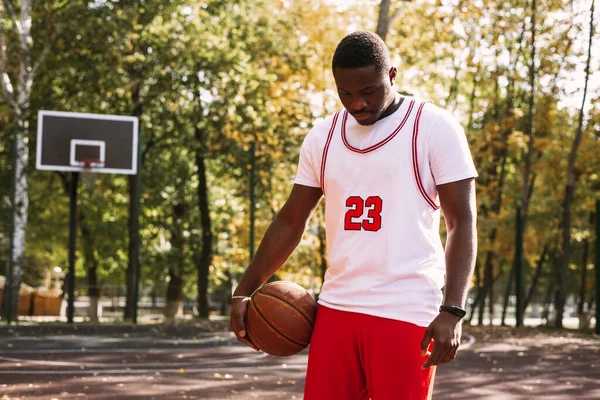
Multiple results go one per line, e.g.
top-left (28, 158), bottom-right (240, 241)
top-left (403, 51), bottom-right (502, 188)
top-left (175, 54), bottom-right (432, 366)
top-left (350, 96), bottom-right (367, 112)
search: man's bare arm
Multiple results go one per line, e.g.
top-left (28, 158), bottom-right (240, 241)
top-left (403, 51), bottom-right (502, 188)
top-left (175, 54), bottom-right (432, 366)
top-left (438, 177), bottom-right (477, 308)
top-left (421, 177), bottom-right (477, 369)
top-left (233, 184), bottom-right (323, 297)
top-left (231, 184), bottom-right (322, 349)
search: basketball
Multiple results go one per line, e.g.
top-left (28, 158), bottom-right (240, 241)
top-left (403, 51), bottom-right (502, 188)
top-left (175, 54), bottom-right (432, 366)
top-left (245, 281), bottom-right (318, 356)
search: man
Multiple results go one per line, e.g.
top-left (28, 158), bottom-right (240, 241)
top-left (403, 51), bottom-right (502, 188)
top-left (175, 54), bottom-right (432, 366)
top-left (231, 31), bottom-right (477, 400)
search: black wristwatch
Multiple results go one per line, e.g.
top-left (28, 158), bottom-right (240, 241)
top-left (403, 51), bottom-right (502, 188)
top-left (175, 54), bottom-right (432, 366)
top-left (439, 305), bottom-right (466, 318)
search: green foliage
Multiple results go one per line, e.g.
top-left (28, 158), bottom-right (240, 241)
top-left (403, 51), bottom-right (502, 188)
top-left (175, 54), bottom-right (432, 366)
top-left (0, 0), bottom-right (596, 321)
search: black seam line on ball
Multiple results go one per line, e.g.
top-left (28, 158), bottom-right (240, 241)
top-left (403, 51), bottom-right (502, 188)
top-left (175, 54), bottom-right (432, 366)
top-left (259, 291), bottom-right (315, 328)
top-left (252, 296), bottom-right (308, 347)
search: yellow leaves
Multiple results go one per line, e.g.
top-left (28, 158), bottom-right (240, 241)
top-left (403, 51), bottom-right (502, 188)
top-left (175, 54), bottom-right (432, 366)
top-left (513, 108), bottom-right (525, 118)
top-left (568, 263), bottom-right (577, 271)
top-left (571, 229), bottom-right (591, 242)
top-left (508, 130), bottom-right (529, 150)
top-left (534, 137), bottom-right (551, 149)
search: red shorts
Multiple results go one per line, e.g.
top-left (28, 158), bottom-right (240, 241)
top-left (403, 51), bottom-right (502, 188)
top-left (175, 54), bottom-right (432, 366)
top-left (304, 306), bottom-right (436, 400)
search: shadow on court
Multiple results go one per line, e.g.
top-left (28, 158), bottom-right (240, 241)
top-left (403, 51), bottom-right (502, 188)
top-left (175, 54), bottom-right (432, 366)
top-left (0, 324), bottom-right (598, 399)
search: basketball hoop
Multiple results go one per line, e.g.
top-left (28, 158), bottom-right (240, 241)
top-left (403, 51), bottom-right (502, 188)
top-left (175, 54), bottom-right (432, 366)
top-left (79, 159), bottom-right (104, 188)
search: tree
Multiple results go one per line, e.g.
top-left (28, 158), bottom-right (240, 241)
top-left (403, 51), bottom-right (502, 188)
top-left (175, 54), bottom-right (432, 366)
top-left (514, 0), bottom-right (538, 327)
top-left (555, 0), bottom-right (595, 328)
top-left (376, 0), bottom-right (411, 42)
top-left (0, 0), bottom-right (45, 322)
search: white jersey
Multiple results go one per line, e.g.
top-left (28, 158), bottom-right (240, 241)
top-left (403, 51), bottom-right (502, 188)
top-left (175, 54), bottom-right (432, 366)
top-left (295, 97), bottom-right (478, 327)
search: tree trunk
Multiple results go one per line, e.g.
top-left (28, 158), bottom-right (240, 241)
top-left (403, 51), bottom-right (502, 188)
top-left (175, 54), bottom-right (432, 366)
top-left (194, 126), bottom-right (213, 319)
top-left (484, 251), bottom-right (495, 326)
top-left (151, 288), bottom-right (157, 308)
top-left (3, 121), bottom-right (29, 322)
top-left (466, 73), bottom-right (478, 132)
top-left (165, 273), bottom-right (183, 320)
top-left (556, 0), bottom-right (594, 329)
top-left (445, 63), bottom-right (461, 111)
top-left (578, 236), bottom-right (591, 329)
top-left (542, 250), bottom-right (558, 324)
top-left (0, 0), bottom-right (33, 323)
top-left (514, 0), bottom-right (538, 327)
top-left (475, 11), bottom-right (527, 328)
top-left (477, 261), bottom-right (486, 325)
top-left (376, 0), bottom-right (393, 42)
top-left (466, 261), bottom-right (481, 324)
top-left (501, 266), bottom-right (514, 326)
top-left (524, 243), bottom-right (549, 312)
top-left (376, 0), bottom-right (407, 42)
top-left (577, 212), bottom-right (593, 315)
top-left (220, 270), bottom-right (232, 316)
top-left (124, 174), bottom-right (140, 320)
top-left (79, 212), bottom-right (101, 323)
top-left (124, 86), bottom-right (143, 321)
top-left (164, 204), bottom-right (186, 321)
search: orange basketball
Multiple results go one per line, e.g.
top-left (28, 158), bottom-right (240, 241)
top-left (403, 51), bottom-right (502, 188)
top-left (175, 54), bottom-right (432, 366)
top-left (245, 281), bottom-right (318, 356)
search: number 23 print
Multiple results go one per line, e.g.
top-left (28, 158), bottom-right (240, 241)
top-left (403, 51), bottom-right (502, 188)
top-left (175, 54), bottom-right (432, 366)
top-left (344, 196), bottom-right (383, 231)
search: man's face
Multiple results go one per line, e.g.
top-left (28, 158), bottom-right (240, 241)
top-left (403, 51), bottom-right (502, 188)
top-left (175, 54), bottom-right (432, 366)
top-left (333, 65), bottom-right (396, 126)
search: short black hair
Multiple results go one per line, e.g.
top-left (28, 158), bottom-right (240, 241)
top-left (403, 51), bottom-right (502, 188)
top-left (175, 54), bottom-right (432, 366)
top-left (332, 31), bottom-right (391, 73)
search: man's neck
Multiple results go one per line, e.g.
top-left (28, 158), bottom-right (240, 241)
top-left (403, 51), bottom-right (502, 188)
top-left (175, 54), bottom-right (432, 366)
top-left (377, 93), bottom-right (403, 122)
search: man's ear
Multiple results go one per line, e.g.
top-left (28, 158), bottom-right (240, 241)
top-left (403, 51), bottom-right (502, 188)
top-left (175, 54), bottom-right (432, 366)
top-left (389, 67), bottom-right (397, 85)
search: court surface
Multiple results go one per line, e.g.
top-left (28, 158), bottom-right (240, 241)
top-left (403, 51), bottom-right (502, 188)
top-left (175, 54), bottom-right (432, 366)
top-left (0, 324), bottom-right (598, 399)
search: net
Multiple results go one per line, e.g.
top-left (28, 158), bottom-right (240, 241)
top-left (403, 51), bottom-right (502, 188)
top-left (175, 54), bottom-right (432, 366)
top-left (80, 159), bottom-right (103, 188)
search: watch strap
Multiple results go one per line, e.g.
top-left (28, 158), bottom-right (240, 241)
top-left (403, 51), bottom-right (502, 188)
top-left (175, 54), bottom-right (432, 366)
top-left (439, 305), bottom-right (466, 318)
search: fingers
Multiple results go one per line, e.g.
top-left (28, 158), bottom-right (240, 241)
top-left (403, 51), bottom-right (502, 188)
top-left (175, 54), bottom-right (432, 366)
top-left (421, 341), bottom-right (442, 369)
top-left (238, 335), bottom-right (260, 351)
top-left (230, 297), bottom-right (260, 351)
top-left (438, 330), bottom-right (461, 365)
top-left (421, 337), bottom-right (460, 369)
top-left (438, 344), bottom-right (456, 365)
top-left (421, 315), bottom-right (464, 369)
top-left (237, 319), bottom-right (260, 351)
top-left (230, 297), bottom-right (248, 335)
top-left (420, 327), bottom-right (432, 355)
top-left (236, 311), bottom-right (246, 338)
top-left (231, 321), bottom-right (260, 351)
top-left (448, 345), bottom-right (459, 362)
top-left (230, 308), bottom-right (241, 336)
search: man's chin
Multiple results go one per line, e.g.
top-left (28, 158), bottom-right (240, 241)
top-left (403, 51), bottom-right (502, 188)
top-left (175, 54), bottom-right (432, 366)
top-left (352, 113), bottom-right (377, 125)
top-left (356, 120), bottom-right (375, 126)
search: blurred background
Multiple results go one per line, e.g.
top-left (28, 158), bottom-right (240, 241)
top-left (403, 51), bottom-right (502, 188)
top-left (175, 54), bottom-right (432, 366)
top-left (0, 0), bottom-right (598, 331)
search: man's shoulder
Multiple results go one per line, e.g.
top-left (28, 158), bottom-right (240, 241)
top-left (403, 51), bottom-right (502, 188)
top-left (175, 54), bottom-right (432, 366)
top-left (414, 100), bottom-right (465, 140)
top-left (417, 100), bottom-right (457, 123)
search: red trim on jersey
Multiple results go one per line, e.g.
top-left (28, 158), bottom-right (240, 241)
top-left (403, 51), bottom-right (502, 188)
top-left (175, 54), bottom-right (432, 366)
top-left (412, 101), bottom-right (440, 211)
top-left (320, 110), bottom-right (341, 195)
top-left (341, 99), bottom-right (415, 154)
